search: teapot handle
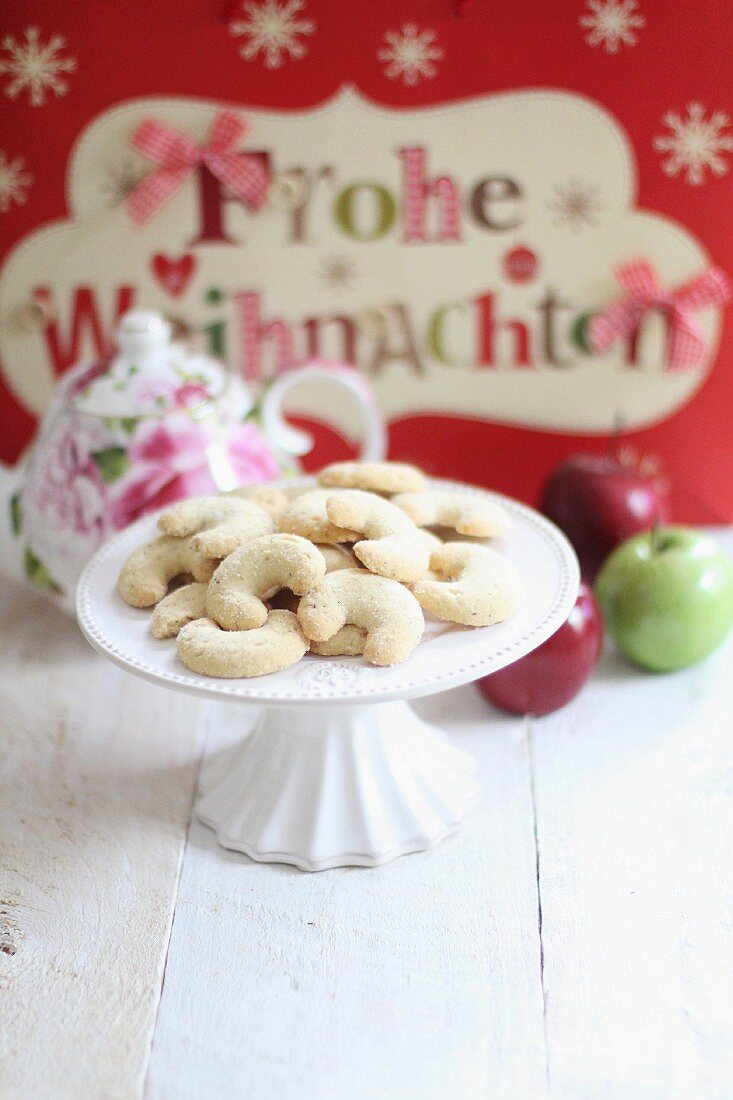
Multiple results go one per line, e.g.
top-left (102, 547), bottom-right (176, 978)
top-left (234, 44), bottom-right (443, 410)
top-left (260, 361), bottom-right (387, 462)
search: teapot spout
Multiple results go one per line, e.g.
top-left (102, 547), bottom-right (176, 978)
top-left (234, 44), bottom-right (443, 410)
top-left (0, 459), bottom-right (29, 587)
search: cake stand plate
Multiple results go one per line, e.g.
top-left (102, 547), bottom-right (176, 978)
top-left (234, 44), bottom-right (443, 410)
top-left (77, 479), bottom-right (578, 871)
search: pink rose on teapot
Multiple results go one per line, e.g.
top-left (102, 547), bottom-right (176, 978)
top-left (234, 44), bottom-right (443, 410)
top-left (1, 310), bottom-right (385, 610)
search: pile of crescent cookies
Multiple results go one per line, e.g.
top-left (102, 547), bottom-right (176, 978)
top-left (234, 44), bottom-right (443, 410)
top-left (116, 461), bottom-right (521, 677)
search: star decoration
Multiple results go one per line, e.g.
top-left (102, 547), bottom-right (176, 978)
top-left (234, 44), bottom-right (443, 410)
top-left (318, 256), bottom-right (358, 292)
top-left (548, 180), bottom-right (602, 232)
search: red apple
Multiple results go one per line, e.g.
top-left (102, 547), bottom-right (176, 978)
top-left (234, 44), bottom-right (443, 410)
top-left (478, 582), bottom-right (603, 717)
top-left (539, 454), bottom-right (668, 582)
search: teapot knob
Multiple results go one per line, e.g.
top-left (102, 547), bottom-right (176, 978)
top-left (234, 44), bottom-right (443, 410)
top-left (117, 310), bottom-right (171, 359)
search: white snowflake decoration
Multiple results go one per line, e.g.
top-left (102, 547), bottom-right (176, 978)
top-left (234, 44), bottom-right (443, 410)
top-left (378, 24), bottom-right (443, 86)
top-left (0, 26), bottom-right (76, 107)
top-left (580, 0), bottom-right (645, 53)
top-left (0, 151), bottom-right (32, 212)
top-left (229, 0), bottom-right (315, 69)
top-left (654, 103), bottom-right (733, 185)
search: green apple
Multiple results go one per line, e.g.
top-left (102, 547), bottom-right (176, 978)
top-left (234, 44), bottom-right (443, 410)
top-left (596, 526), bottom-right (733, 672)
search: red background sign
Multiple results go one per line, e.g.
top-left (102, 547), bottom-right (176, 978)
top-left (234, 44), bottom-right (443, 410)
top-left (2, 0), bottom-right (732, 520)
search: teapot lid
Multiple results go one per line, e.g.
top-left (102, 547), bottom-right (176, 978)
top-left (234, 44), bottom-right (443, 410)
top-left (70, 309), bottom-right (229, 417)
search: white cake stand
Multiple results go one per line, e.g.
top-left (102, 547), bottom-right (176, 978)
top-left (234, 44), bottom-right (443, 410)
top-left (76, 479), bottom-right (578, 871)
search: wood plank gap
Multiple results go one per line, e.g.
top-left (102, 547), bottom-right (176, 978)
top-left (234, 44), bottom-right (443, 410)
top-left (142, 705), bottom-right (210, 1099)
top-left (144, 688), bottom-right (549, 1099)
top-left (526, 716), bottom-right (551, 1093)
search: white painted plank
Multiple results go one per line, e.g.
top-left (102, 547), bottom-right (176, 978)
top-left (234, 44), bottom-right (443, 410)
top-left (531, 610), bottom-right (733, 1095)
top-left (146, 686), bottom-right (547, 1100)
top-left (0, 581), bottom-right (202, 1100)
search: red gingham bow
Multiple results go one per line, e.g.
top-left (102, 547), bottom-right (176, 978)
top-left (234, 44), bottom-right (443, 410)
top-left (126, 112), bottom-right (269, 227)
top-left (589, 260), bottom-right (731, 370)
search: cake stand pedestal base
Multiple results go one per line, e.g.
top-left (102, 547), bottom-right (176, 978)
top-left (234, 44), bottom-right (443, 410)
top-left (78, 475), bottom-right (578, 872)
top-left (196, 700), bottom-right (480, 871)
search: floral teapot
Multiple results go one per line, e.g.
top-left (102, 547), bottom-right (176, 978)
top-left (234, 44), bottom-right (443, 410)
top-left (1, 309), bottom-right (386, 611)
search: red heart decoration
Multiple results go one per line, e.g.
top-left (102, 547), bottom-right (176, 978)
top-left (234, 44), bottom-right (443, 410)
top-left (150, 253), bottom-right (197, 298)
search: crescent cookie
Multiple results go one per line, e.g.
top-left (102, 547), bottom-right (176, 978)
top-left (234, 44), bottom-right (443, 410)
top-left (150, 582), bottom-right (209, 639)
top-left (177, 611), bottom-right (309, 678)
top-left (118, 536), bottom-right (217, 609)
top-left (267, 541), bottom-right (357, 614)
top-left (297, 569), bottom-right (424, 666)
top-left (325, 490), bottom-right (429, 583)
top-left (277, 489), bottom-right (359, 544)
top-left (158, 496), bottom-right (273, 557)
top-left (410, 543), bottom-right (520, 627)
top-left (224, 484), bottom-right (289, 518)
top-left (417, 528), bottom-right (443, 554)
top-left (317, 543), bottom-right (360, 572)
top-left (310, 625), bottom-right (367, 657)
top-left (392, 490), bottom-right (509, 538)
top-left (206, 533), bottom-right (326, 631)
top-left (318, 460), bottom-right (427, 495)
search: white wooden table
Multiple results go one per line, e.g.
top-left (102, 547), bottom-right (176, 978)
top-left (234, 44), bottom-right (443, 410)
top-left (2, 536), bottom-right (733, 1099)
